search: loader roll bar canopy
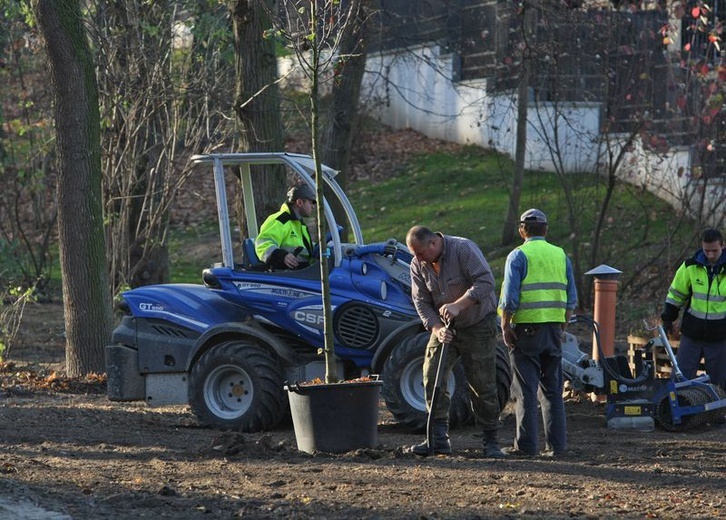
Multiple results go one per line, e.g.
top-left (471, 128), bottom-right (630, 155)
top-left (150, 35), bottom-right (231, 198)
top-left (190, 152), bottom-right (365, 269)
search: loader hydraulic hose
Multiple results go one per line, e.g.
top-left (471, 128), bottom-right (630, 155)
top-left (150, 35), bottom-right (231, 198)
top-left (572, 314), bottom-right (652, 385)
top-left (352, 244), bottom-right (387, 256)
top-left (352, 240), bottom-right (398, 258)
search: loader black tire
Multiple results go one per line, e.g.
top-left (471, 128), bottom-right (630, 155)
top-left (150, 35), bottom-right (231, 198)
top-left (703, 384), bottom-right (726, 425)
top-left (382, 332), bottom-right (470, 431)
top-left (654, 386), bottom-right (711, 432)
top-left (381, 333), bottom-right (512, 431)
top-left (189, 340), bottom-right (286, 432)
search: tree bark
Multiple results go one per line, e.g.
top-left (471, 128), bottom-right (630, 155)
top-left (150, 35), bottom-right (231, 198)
top-left (501, 3), bottom-right (535, 246)
top-left (321, 0), bottom-right (371, 238)
top-left (228, 0), bottom-right (286, 229)
top-left (32, 0), bottom-right (111, 376)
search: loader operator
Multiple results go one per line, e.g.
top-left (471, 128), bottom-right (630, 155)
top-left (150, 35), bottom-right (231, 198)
top-left (404, 225), bottom-right (505, 458)
top-left (661, 228), bottom-right (726, 394)
top-left (499, 208), bottom-right (577, 458)
top-left (255, 183), bottom-right (316, 270)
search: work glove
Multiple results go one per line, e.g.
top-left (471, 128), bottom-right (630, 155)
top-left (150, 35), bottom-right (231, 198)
top-left (660, 304), bottom-right (679, 324)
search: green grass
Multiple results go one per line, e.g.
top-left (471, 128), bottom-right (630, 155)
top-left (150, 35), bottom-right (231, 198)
top-left (346, 145), bottom-right (699, 332)
top-left (167, 221), bottom-right (222, 282)
top-left (349, 147), bottom-right (684, 259)
top-left (350, 148), bottom-right (511, 247)
top-left (160, 141), bottom-right (699, 334)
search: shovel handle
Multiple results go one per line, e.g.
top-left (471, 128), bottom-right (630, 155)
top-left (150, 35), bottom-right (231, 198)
top-left (426, 320), bottom-right (454, 455)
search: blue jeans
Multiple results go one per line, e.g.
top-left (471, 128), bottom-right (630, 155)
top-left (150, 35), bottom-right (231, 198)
top-left (509, 322), bottom-right (566, 455)
top-left (677, 335), bottom-right (726, 391)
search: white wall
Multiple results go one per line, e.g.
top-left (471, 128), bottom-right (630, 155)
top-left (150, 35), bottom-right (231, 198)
top-left (362, 44), bottom-right (602, 174)
top-left (360, 44), bottom-right (725, 225)
top-left (613, 139), bottom-right (725, 225)
top-left (277, 43), bottom-right (724, 225)
top-left (363, 45), bottom-right (492, 146)
top-left (487, 95), bottom-right (601, 173)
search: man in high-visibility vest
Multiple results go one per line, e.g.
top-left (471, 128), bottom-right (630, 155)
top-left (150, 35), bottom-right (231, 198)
top-left (499, 208), bottom-right (577, 458)
top-left (661, 228), bottom-right (726, 393)
top-left (255, 184), bottom-right (316, 270)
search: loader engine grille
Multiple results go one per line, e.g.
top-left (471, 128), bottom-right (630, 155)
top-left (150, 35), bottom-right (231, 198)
top-left (334, 304), bottom-right (379, 349)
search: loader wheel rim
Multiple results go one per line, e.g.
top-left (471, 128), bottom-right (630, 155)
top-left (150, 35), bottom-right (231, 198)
top-left (203, 364), bottom-right (254, 419)
top-left (399, 358), bottom-right (456, 413)
top-left (400, 360), bottom-right (426, 412)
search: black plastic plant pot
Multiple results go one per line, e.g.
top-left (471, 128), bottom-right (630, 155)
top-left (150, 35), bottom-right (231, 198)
top-left (285, 378), bottom-right (383, 454)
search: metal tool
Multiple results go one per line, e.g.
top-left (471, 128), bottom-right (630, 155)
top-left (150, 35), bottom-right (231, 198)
top-left (426, 319), bottom-right (453, 455)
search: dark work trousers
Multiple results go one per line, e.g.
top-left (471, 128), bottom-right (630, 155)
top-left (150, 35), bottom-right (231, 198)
top-left (422, 313), bottom-right (500, 431)
top-left (676, 335), bottom-right (726, 391)
top-left (509, 322), bottom-right (567, 455)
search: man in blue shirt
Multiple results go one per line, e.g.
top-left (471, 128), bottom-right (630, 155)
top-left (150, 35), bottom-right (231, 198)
top-left (499, 208), bottom-right (577, 458)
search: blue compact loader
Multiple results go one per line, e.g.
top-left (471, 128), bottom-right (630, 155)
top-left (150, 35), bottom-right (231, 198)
top-left (106, 153), bottom-right (512, 432)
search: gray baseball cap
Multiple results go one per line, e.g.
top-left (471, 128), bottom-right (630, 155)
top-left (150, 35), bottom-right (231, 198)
top-left (287, 183), bottom-right (317, 203)
top-left (519, 208), bottom-right (548, 223)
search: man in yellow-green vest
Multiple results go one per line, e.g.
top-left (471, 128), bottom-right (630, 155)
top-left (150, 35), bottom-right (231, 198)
top-left (661, 228), bottom-right (726, 394)
top-left (499, 208), bottom-right (577, 458)
top-left (255, 184), bottom-right (316, 270)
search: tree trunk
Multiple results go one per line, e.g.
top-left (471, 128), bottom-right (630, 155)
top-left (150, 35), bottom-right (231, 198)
top-left (501, 3), bottom-right (536, 246)
top-left (32, 0), bottom-right (112, 376)
top-left (228, 0), bottom-right (286, 230)
top-left (501, 65), bottom-right (529, 246)
top-left (321, 0), bottom-right (370, 237)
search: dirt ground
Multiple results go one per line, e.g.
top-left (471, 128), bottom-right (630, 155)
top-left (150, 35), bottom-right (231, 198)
top-left (0, 303), bottom-right (724, 520)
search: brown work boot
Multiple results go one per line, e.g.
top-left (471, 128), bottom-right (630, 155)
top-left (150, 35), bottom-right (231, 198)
top-left (501, 446), bottom-right (535, 458)
top-left (407, 421), bottom-right (451, 456)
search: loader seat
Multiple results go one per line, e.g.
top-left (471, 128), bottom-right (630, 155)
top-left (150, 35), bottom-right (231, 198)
top-left (242, 238), bottom-right (268, 271)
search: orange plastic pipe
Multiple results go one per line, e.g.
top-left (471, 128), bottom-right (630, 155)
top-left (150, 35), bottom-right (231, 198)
top-left (592, 278), bottom-right (618, 362)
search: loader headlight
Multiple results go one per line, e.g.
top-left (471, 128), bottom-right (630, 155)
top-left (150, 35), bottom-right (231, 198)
top-left (350, 258), bottom-right (368, 275)
top-left (354, 277), bottom-right (387, 301)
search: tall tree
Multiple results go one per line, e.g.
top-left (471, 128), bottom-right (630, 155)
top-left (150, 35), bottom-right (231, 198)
top-left (31, 0), bottom-right (111, 375)
top-left (321, 0), bottom-right (373, 236)
top-left (228, 0), bottom-right (286, 225)
top-left (92, 0), bottom-right (237, 294)
top-left (276, 0), bottom-right (368, 382)
top-left (501, 1), bottom-right (536, 246)
top-left (94, 0), bottom-right (176, 291)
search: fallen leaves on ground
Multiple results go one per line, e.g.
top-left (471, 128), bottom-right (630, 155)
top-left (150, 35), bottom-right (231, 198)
top-left (0, 360), bottom-right (106, 396)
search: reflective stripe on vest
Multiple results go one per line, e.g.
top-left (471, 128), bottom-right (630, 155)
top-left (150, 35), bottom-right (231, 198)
top-left (513, 240), bottom-right (568, 324)
top-left (667, 262), bottom-right (726, 322)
